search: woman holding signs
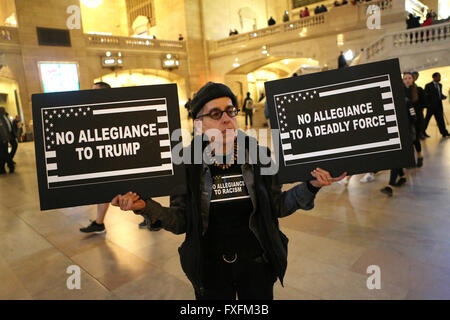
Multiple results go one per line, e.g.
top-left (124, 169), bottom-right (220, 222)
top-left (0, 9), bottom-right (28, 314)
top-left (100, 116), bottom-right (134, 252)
top-left (112, 82), bottom-right (346, 300)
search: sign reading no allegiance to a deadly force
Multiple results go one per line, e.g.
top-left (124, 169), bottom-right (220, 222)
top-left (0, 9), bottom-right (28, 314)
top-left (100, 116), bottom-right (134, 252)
top-left (265, 59), bottom-right (415, 183)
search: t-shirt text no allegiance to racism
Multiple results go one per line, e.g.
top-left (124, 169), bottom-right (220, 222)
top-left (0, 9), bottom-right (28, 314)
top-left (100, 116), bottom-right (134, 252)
top-left (203, 163), bottom-right (262, 258)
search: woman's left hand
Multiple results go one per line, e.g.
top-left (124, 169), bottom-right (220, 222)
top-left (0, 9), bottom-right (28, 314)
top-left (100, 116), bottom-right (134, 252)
top-left (310, 168), bottom-right (347, 188)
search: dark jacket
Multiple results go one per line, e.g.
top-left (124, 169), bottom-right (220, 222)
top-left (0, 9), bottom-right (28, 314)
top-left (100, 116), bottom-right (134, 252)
top-left (137, 132), bottom-right (318, 294)
top-left (338, 54), bottom-right (347, 68)
top-left (0, 115), bottom-right (13, 144)
top-left (425, 81), bottom-right (446, 109)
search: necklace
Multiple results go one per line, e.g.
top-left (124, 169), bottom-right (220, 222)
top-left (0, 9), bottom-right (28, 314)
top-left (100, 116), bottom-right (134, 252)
top-left (208, 141), bottom-right (238, 170)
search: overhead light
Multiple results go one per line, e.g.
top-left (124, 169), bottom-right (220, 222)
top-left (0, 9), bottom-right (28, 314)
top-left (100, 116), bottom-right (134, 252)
top-left (103, 58), bottom-right (116, 65)
top-left (162, 54), bottom-right (179, 70)
top-left (118, 52), bottom-right (122, 57)
top-left (82, 0), bottom-right (102, 8)
top-left (344, 49), bottom-right (354, 61)
top-left (233, 62), bottom-right (240, 68)
top-left (337, 34), bottom-right (344, 46)
top-left (106, 51), bottom-right (111, 57)
top-left (5, 14), bottom-right (17, 26)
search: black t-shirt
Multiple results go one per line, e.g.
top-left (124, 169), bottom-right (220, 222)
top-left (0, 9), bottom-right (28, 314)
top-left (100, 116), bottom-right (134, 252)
top-left (202, 163), bottom-right (263, 258)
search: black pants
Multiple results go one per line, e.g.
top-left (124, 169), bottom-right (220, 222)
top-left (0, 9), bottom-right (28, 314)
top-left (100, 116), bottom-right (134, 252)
top-left (0, 142), bottom-right (13, 171)
top-left (389, 168), bottom-right (404, 186)
top-left (245, 111), bottom-right (253, 126)
top-left (195, 255), bottom-right (276, 300)
top-left (415, 105), bottom-right (425, 136)
top-left (424, 105), bottom-right (449, 136)
top-left (9, 138), bottom-right (18, 160)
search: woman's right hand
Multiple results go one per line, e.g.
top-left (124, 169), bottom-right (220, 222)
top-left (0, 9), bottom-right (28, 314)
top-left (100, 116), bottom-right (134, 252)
top-left (111, 192), bottom-right (146, 212)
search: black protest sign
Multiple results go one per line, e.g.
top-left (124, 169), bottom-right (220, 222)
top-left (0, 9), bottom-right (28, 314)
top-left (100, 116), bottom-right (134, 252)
top-left (265, 59), bottom-right (415, 184)
top-left (32, 84), bottom-right (185, 210)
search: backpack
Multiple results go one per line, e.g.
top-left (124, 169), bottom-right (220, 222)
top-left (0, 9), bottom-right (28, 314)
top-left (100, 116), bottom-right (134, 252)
top-left (244, 98), bottom-right (254, 111)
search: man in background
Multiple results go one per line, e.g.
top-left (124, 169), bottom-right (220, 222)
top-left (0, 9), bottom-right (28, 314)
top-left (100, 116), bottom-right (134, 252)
top-left (424, 72), bottom-right (449, 138)
top-left (338, 51), bottom-right (347, 69)
top-left (0, 107), bottom-right (14, 174)
top-left (242, 92), bottom-right (254, 129)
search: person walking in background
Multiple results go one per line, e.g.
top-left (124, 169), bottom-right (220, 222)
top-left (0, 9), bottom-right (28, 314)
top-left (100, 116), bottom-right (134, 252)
top-left (0, 107), bottom-right (14, 174)
top-left (338, 51), bottom-right (348, 68)
top-left (410, 72), bottom-right (424, 167)
top-left (268, 16), bottom-right (276, 26)
top-left (258, 92), bottom-right (265, 102)
top-left (381, 73), bottom-right (418, 196)
top-left (9, 115), bottom-right (21, 163)
top-left (282, 11), bottom-right (289, 22)
top-left (423, 72), bottom-right (449, 138)
top-left (242, 92), bottom-right (254, 129)
top-left (411, 71), bottom-right (427, 140)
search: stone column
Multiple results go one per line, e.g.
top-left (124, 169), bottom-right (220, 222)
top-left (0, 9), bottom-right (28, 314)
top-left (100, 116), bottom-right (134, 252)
top-left (183, 0), bottom-right (209, 95)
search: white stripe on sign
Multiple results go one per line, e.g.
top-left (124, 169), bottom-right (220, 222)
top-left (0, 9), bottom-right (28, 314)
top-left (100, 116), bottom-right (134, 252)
top-left (92, 104), bottom-right (166, 115)
top-left (159, 140), bottom-right (170, 147)
top-left (280, 132), bottom-right (290, 140)
top-left (319, 80), bottom-right (391, 97)
top-left (45, 151), bottom-right (56, 158)
top-left (158, 127), bottom-right (169, 135)
top-left (157, 116), bottom-right (168, 123)
top-left (387, 126), bottom-right (399, 133)
top-left (382, 92), bottom-right (393, 99)
top-left (47, 163), bottom-right (57, 170)
top-left (384, 103), bottom-right (395, 111)
top-left (47, 163), bottom-right (173, 183)
top-left (284, 138), bottom-right (401, 161)
top-left (161, 151), bottom-right (172, 159)
top-left (282, 143), bottom-right (292, 150)
top-left (210, 195), bottom-right (251, 203)
top-left (385, 115), bottom-right (397, 122)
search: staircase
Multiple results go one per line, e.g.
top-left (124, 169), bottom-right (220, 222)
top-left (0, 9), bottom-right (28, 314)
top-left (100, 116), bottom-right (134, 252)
top-left (352, 22), bottom-right (450, 71)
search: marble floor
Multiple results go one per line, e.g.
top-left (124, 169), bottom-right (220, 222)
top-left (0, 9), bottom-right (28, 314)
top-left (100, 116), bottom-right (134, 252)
top-left (0, 119), bottom-right (449, 300)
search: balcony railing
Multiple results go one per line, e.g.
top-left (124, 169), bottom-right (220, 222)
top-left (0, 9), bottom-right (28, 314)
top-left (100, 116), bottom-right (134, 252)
top-left (85, 34), bottom-right (186, 51)
top-left (0, 26), bottom-right (19, 44)
top-left (214, 14), bottom-right (326, 48)
top-left (351, 21), bottom-right (450, 67)
top-left (365, 22), bottom-right (450, 61)
top-left (211, 0), bottom-right (395, 52)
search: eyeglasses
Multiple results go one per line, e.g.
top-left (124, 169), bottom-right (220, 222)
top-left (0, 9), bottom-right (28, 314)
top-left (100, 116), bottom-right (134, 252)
top-left (196, 106), bottom-right (240, 120)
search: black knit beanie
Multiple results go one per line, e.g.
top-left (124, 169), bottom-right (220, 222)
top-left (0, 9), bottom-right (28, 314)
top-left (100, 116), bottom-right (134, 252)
top-left (190, 82), bottom-right (238, 119)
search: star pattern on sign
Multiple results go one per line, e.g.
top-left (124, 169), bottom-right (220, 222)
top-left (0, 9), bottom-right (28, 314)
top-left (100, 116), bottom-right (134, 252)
top-left (275, 89), bottom-right (319, 133)
top-left (42, 106), bottom-right (93, 152)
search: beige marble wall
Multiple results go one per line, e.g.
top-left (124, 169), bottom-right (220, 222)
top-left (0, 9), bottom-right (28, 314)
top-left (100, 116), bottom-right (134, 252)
top-left (183, 0), bottom-right (208, 94)
top-left (0, 0), bottom-right (16, 26)
top-left (80, 0), bottom-right (129, 36)
top-left (150, 0), bottom-right (187, 40)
